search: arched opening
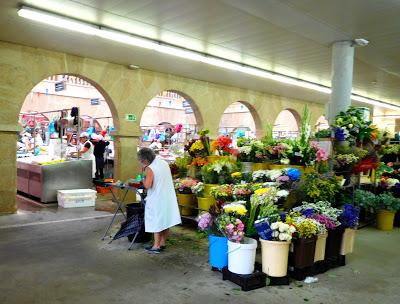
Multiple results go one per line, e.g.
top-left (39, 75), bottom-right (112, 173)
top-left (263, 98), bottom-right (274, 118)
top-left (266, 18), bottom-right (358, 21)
top-left (139, 90), bottom-right (201, 159)
top-left (273, 109), bottom-right (301, 139)
top-left (315, 115), bottom-right (330, 131)
top-left (218, 101), bottom-right (261, 143)
top-left (16, 74), bottom-right (117, 208)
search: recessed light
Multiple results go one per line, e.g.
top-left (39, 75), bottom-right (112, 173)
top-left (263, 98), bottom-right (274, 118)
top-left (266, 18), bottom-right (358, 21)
top-left (128, 64), bottom-right (140, 70)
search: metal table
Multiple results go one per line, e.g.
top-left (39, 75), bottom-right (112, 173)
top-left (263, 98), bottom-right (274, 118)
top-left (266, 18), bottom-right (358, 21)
top-left (101, 183), bottom-right (146, 250)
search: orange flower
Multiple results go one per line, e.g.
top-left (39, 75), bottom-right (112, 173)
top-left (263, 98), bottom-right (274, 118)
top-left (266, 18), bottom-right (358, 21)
top-left (191, 157), bottom-right (208, 167)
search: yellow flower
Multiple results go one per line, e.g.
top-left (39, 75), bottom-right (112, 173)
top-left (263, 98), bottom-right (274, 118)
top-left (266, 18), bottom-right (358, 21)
top-left (254, 188), bottom-right (270, 195)
top-left (231, 172), bottom-right (242, 178)
top-left (224, 204), bottom-right (247, 216)
top-left (190, 140), bottom-right (204, 152)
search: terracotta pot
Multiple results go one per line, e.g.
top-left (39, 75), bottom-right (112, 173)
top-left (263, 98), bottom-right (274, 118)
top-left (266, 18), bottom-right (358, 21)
top-left (376, 210), bottom-right (396, 231)
top-left (340, 228), bottom-right (356, 255)
top-left (292, 236), bottom-right (317, 269)
top-left (260, 239), bottom-right (291, 277)
top-left (176, 193), bottom-right (196, 216)
top-left (314, 233), bottom-right (327, 262)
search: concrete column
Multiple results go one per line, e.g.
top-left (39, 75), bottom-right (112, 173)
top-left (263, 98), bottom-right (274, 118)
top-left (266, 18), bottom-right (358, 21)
top-left (328, 41), bottom-right (355, 123)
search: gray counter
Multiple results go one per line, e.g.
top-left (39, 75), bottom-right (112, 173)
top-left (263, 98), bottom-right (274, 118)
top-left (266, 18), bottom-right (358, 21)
top-left (17, 160), bottom-right (93, 203)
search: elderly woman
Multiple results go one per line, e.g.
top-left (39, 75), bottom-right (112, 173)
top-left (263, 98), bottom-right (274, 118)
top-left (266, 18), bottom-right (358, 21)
top-left (138, 147), bottom-right (181, 254)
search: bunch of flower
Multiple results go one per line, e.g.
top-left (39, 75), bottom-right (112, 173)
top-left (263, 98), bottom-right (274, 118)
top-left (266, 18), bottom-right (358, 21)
top-left (332, 107), bottom-right (374, 144)
top-left (210, 184), bottom-right (234, 202)
top-left (231, 172), bottom-right (242, 184)
top-left (199, 129), bottom-right (211, 156)
top-left (252, 169), bottom-right (283, 182)
top-left (232, 184), bottom-right (253, 201)
top-left (211, 135), bottom-right (234, 156)
top-left (222, 202), bottom-right (248, 216)
top-left (191, 182), bottom-right (204, 197)
top-left (335, 153), bottom-right (360, 168)
top-left (266, 143), bottom-right (290, 161)
top-left (201, 159), bottom-right (237, 184)
top-left (296, 201), bottom-right (342, 230)
top-left (174, 156), bottom-right (192, 177)
top-left (174, 178), bottom-right (199, 194)
top-left (197, 212), bottom-right (212, 231)
top-left (270, 221), bottom-right (296, 241)
top-left (293, 217), bottom-right (319, 239)
top-left (338, 204), bottom-right (359, 229)
top-left (217, 213), bottom-right (245, 243)
top-left (251, 140), bottom-right (268, 162)
top-left (237, 145), bottom-right (252, 162)
top-left (303, 173), bottom-right (341, 203)
top-left (191, 157), bottom-right (208, 167)
top-left (312, 213), bottom-right (338, 230)
top-left (379, 176), bottom-right (400, 189)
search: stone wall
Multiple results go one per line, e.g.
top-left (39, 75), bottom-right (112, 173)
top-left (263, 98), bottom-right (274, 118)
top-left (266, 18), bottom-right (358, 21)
top-left (0, 41), bottom-right (325, 213)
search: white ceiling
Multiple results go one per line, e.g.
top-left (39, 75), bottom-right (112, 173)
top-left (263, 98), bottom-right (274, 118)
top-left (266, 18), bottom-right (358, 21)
top-left (0, 0), bottom-right (400, 108)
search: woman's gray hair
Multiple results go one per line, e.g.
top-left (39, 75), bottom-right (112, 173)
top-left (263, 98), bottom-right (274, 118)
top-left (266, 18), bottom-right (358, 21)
top-left (137, 147), bottom-right (156, 163)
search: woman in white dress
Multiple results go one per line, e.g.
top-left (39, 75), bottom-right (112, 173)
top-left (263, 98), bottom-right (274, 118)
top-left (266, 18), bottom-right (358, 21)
top-left (138, 148), bottom-right (181, 253)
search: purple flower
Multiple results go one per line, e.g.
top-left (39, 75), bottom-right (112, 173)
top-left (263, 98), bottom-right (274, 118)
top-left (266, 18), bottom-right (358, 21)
top-left (197, 213), bottom-right (212, 231)
top-left (313, 214), bottom-right (337, 230)
top-left (277, 176), bottom-right (290, 183)
top-left (339, 203), bottom-right (359, 229)
top-left (301, 208), bottom-right (315, 218)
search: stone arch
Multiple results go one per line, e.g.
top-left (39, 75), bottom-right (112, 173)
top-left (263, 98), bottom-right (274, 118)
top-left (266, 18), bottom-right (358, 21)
top-left (218, 100), bottom-right (263, 138)
top-left (315, 115), bottom-right (330, 131)
top-left (139, 89), bottom-right (203, 135)
top-left (273, 108), bottom-right (301, 139)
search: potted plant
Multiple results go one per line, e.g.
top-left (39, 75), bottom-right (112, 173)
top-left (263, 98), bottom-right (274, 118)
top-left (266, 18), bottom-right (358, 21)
top-left (303, 173), bottom-right (341, 203)
top-left (375, 193), bottom-right (400, 231)
top-left (200, 159), bottom-right (237, 191)
top-left (209, 135), bottom-right (235, 162)
top-left (192, 181), bottom-right (215, 214)
top-left (250, 140), bottom-right (270, 171)
top-left (237, 138), bottom-right (254, 173)
top-left (232, 183), bottom-right (253, 202)
top-left (338, 204), bottom-right (359, 255)
top-left (216, 203), bottom-right (257, 275)
top-left (379, 145), bottom-right (398, 164)
top-left (257, 219), bottom-right (296, 278)
top-left (174, 178), bottom-right (199, 216)
top-left (210, 184), bottom-right (234, 205)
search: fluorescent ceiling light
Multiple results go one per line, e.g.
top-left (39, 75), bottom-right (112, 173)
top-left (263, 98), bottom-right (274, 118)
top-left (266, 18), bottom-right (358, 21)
top-left (17, 6), bottom-right (400, 111)
top-left (18, 6), bottom-right (98, 35)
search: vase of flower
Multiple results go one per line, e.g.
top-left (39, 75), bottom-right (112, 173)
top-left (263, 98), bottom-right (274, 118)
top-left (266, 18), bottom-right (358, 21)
top-left (176, 193), bottom-right (196, 216)
top-left (260, 240), bottom-right (291, 277)
top-left (376, 210), bottom-right (396, 231)
top-left (203, 184), bottom-right (218, 197)
top-left (292, 236), bottom-right (317, 269)
top-left (314, 233), bottom-right (328, 262)
top-left (340, 228), bottom-right (356, 255)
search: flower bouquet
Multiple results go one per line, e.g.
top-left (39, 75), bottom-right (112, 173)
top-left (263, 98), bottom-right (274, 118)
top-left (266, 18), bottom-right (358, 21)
top-left (232, 184), bottom-right (253, 201)
top-left (210, 184), bottom-right (234, 203)
top-left (211, 135), bottom-right (234, 156)
top-left (200, 159), bottom-right (237, 184)
top-left (174, 177), bottom-right (199, 194)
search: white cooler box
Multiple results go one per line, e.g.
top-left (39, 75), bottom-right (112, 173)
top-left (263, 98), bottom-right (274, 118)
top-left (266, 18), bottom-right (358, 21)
top-left (57, 189), bottom-right (97, 208)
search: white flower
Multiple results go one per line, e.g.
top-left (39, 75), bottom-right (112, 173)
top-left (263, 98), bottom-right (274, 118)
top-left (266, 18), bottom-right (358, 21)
top-left (271, 222), bottom-right (279, 230)
top-left (280, 158), bottom-right (290, 165)
top-left (238, 146), bottom-right (251, 155)
top-left (278, 222), bottom-right (289, 232)
top-left (272, 231), bottom-right (279, 237)
top-left (279, 233), bottom-right (289, 241)
top-left (213, 163), bottom-right (223, 173)
top-left (289, 226), bottom-right (296, 234)
top-left (266, 170), bottom-right (283, 181)
top-left (277, 190), bottom-right (289, 198)
top-left (287, 235), bottom-right (292, 241)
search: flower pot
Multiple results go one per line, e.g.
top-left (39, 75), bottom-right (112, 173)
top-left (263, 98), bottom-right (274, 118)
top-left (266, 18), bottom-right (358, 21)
top-left (325, 227), bottom-right (345, 259)
top-left (340, 228), bottom-right (356, 255)
top-left (260, 239), bottom-right (291, 277)
top-left (197, 196), bottom-right (216, 214)
top-left (376, 210), bottom-right (396, 231)
top-left (203, 184), bottom-right (218, 198)
top-left (252, 162), bottom-right (270, 171)
top-left (176, 193), bottom-right (196, 216)
top-left (314, 233), bottom-right (327, 262)
top-left (228, 237), bottom-right (257, 275)
top-left (292, 236), bottom-right (317, 269)
top-left (241, 162), bottom-right (254, 173)
top-left (208, 235), bottom-right (228, 270)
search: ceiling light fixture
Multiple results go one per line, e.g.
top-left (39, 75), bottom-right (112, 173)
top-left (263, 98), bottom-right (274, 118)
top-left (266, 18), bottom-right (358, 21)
top-left (17, 6), bottom-right (399, 110)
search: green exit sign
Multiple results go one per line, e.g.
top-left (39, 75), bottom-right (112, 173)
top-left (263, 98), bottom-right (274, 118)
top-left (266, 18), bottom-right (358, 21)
top-left (125, 114), bottom-right (137, 122)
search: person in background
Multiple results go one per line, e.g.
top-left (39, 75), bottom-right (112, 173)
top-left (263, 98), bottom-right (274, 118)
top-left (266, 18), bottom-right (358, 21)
top-left (32, 128), bottom-right (44, 147)
top-left (149, 139), bottom-right (162, 150)
top-left (70, 132), bottom-right (96, 178)
top-left (91, 134), bottom-right (110, 179)
top-left (137, 147), bottom-right (181, 254)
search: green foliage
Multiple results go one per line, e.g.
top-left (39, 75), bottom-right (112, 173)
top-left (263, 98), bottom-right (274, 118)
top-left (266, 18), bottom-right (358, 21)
top-left (299, 106), bottom-right (311, 148)
top-left (314, 129), bottom-right (331, 138)
top-left (354, 189), bottom-right (400, 212)
top-left (303, 173), bottom-right (341, 203)
top-left (354, 189), bottom-right (376, 209)
top-left (296, 219), bottom-right (318, 239)
top-left (263, 123), bottom-right (274, 145)
top-left (200, 160), bottom-right (237, 184)
top-left (174, 155), bottom-right (192, 177)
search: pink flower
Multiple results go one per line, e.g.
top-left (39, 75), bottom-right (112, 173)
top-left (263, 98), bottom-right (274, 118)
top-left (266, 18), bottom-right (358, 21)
top-left (316, 148), bottom-right (328, 161)
top-left (226, 223), bottom-right (235, 234)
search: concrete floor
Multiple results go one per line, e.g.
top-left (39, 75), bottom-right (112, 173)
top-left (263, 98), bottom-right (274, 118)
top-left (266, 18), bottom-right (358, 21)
top-left (0, 199), bottom-right (399, 304)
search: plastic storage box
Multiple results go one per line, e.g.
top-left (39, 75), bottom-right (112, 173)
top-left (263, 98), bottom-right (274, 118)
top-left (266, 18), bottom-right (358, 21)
top-left (57, 189), bottom-right (97, 208)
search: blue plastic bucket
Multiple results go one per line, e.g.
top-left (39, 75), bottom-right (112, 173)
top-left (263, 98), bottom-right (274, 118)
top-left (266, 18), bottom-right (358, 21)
top-left (208, 235), bottom-right (228, 269)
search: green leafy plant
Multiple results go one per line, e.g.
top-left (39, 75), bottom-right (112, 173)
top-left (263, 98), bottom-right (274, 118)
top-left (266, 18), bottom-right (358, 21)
top-left (303, 173), bottom-right (341, 203)
top-left (376, 193), bottom-right (400, 212)
top-left (174, 155), bottom-right (192, 177)
top-left (314, 129), bottom-right (331, 138)
top-left (200, 160), bottom-right (237, 184)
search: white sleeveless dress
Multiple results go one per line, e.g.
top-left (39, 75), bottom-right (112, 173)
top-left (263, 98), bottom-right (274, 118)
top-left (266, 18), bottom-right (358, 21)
top-left (81, 140), bottom-right (96, 178)
top-left (145, 157), bottom-right (181, 232)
